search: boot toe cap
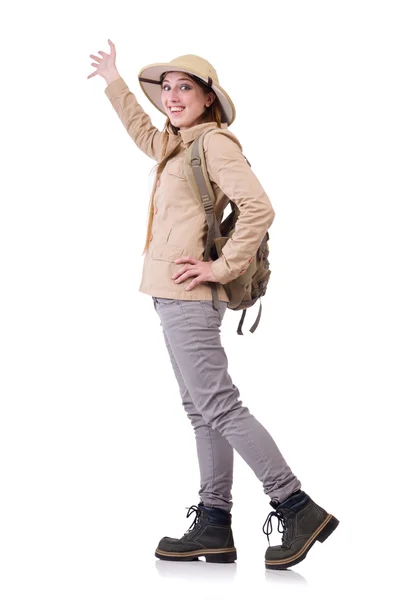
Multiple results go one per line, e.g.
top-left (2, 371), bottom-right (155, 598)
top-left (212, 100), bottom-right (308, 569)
top-left (157, 536), bottom-right (201, 553)
top-left (157, 536), bottom-right (180, 551)
top-left (265, 544), bottom-right (288, 561)
top-left (265, 538), bottom-right (306, 561)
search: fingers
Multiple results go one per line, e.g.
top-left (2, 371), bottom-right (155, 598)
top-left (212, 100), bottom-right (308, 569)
top-left (172, 259), bottom-right (199, 280)
top-left (172, 268), bottom-right (199, 284)
top-left (174, 256), bottom-right (198, 265)
top-left (88, 41), bottom-right (116, 80)
top-left (176, 271), bottom-right (203, 291)
top-left (172, 258), bottom-right (194, 281)
top-left (172, 257), bottom-right (213, 285)
top-left (185, 278), bottom-right (202, 292)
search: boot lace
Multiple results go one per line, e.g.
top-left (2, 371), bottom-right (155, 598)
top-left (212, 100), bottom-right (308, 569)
top-left (184, 505), bottom-right (202, 534)
top-left (262, 510), bottom-right (287, 545)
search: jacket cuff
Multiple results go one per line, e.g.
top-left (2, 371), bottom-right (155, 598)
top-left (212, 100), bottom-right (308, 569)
top-left (211, 258), bottom-right (233, 285)
top-left (104, 77), bottom-right (128, 100)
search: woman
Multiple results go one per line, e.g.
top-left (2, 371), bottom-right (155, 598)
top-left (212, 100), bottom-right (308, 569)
top-left (88, 40), bottom-right (339, 569)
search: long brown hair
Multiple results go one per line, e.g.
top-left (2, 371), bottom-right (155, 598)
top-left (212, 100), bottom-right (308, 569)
top-left (142, 73), bottom-right (223, 255)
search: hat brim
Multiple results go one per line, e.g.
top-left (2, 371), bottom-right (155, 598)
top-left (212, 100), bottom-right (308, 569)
top-left (138, 63), bottom-right (236, 125)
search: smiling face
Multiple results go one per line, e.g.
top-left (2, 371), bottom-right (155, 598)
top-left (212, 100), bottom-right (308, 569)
top-left (160, 71), bottom-right (216, 130)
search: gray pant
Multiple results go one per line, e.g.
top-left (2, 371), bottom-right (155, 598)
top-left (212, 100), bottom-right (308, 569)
top-left (152, 296), bottom-right (301, 512)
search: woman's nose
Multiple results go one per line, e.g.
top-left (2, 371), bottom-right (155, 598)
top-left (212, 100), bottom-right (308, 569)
top-left (169, 88), bottom-right (180, 102)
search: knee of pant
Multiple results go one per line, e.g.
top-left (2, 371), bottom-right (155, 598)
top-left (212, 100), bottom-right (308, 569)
top-left (183, 403), bottom-right (208, 427)
top-left (201, 399), bottom-right (244, 433)
top-left (182, 399), bottom-right (195, 414)
top-left (187, 413), bottom-right (207, 429)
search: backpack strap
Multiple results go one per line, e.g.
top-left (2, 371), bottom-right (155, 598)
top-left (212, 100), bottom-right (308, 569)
top-left (185, 129), bottom-right (257, 332)
top-left (185, 131), bottom-right (222, 309)
top-left (249, 298), bottom-right (262, 333)
top-left (237, 309), bottom-right (246, 335)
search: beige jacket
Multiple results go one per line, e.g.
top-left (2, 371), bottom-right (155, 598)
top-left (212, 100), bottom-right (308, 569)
top-left (104, 77), bottom-right (275, 302)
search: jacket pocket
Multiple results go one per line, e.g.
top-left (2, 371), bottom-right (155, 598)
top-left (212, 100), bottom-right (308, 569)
top-left (151, 244), bottom-right (184, 262)
top-left (165, 159), bottom-right (186, 179)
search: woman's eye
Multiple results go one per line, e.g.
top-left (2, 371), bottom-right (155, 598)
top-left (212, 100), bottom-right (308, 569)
top-left (161, 84), bottom-right (191, 91)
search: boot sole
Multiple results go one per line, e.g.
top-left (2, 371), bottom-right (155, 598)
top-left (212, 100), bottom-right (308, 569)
top-left (265, 513), bottom-right (339, 570)
top-left (155, 547), bottom-right (237, 563)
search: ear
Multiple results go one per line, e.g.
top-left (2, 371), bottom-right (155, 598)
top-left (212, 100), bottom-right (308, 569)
top-left (206, 91), bottom-right (216, 107)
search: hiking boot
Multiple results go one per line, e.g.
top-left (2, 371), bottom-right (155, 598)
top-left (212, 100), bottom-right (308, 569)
top-left (263, 490), bottom-right (339, 569)
top-left (155, 503), bottom-right (237, 563)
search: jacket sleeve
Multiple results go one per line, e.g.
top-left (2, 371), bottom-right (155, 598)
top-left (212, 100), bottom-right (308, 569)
top-left (203, 130), bottom-right (275, 285)
top-left (104, 77), bottom-right (163, 161)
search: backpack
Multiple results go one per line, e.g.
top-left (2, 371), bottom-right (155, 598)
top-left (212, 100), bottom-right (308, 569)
top-left (184, 129), bottom-right (271, 335)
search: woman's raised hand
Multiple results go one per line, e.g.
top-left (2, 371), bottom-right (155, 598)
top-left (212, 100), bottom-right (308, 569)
top-left (87, 39), bottom-right (120, 84)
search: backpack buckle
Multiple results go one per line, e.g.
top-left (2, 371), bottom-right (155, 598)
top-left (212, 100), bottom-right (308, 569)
top-left (191, 157), bottom-right (202, 167)
top-left (202, 195), bottom-right (213, 211)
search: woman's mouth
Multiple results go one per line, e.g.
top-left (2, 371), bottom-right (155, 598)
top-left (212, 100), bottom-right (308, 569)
top-left (169, 107), bottom-right (185, 116)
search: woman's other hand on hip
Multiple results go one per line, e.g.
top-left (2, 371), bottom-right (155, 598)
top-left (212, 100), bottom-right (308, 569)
top-left (172, 257), bottom-right (218, 291)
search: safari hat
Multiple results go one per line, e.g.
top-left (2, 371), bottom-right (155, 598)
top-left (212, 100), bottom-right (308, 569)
top-left (138, 54), bottom-right (236, 125)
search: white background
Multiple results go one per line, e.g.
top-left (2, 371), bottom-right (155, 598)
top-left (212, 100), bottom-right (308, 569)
top-left (1, 1), bottom-right (396, 598)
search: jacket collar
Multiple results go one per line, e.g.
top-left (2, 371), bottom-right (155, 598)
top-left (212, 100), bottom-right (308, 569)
top-left (178, 121), bottom-right (229, 146)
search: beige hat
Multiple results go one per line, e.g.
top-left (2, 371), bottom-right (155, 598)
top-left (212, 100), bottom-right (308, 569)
top-left (138, 54), bottom-right (236, 125)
